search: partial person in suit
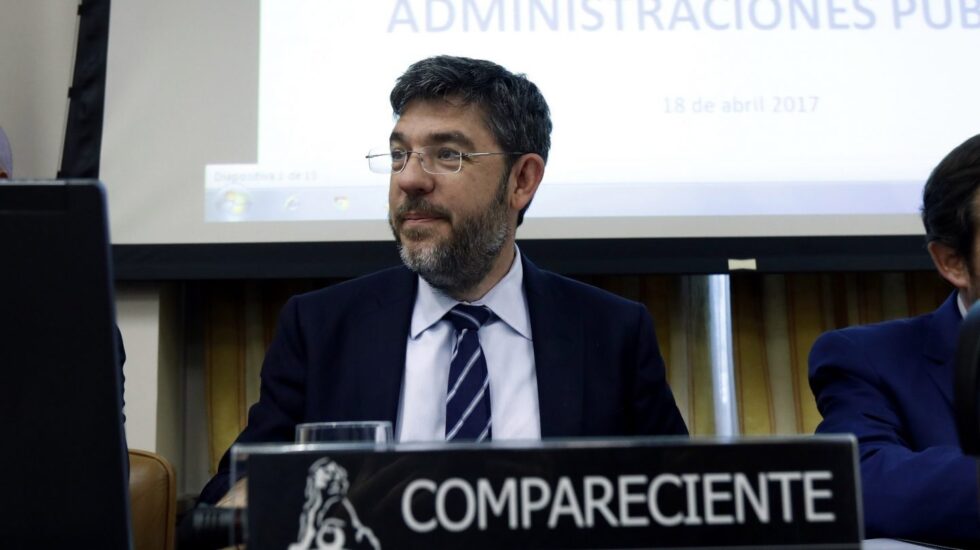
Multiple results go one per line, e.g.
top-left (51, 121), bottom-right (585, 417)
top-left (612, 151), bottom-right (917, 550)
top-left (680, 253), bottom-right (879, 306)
top-left (198, 55), bottom-right (688, 505)
top-left (809, 133), bottom-right (980, 545)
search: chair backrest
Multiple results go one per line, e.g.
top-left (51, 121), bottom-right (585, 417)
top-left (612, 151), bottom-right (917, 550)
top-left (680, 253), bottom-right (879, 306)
top-left (129, 449), bottom-right (176, 550)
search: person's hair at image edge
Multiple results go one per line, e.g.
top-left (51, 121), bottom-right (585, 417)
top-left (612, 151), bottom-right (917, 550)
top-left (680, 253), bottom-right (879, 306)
top-left (389, 55), bottom-right (553, 226)
top-left (921, 134), bottom-right (980, 262)
top-left (0, 127), bottom-right (12, 178)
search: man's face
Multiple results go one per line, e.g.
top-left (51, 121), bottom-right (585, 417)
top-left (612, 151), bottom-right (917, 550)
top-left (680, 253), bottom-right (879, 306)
top-left (387, 99), bottom-right (514, 295)
top-left (931, 192), bottom-right (980, 306)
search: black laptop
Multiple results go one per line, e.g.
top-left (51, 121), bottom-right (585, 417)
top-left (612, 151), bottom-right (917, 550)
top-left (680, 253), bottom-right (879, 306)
top-left (0, 180), bottom-right (131, 548)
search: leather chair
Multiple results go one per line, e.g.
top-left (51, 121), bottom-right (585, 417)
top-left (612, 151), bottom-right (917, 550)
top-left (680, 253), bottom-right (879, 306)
top-left (129, 449), bottom-right (177, 550)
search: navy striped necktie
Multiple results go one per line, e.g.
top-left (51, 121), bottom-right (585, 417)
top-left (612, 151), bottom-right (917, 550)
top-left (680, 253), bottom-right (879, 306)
top-left (445, 304), bottom-right (493, 442)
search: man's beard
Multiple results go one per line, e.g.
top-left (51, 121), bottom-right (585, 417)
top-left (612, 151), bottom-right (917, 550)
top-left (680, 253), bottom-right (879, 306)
top-left (390, 178), bottom-right (510, 298)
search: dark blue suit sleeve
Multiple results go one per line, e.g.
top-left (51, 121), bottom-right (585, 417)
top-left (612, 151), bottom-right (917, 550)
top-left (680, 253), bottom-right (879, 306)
top-left (632, 304), bottom-right (688, 436)
top-left (198, 297), bottom-right (309, 505)
top-left (809, 330), bottom-right (980, 542)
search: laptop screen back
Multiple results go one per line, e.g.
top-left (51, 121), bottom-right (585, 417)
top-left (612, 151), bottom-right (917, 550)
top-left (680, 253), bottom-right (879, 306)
top-left (0, 181), bottom-right (131, 548)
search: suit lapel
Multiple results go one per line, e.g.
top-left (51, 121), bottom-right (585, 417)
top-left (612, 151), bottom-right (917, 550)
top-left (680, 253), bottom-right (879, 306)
top-left (923, 292), bottom-right (962, 409)
top-left (349, 267), bottom-right (417, 426)
top-left (523, 255), bottom-right (585, 437)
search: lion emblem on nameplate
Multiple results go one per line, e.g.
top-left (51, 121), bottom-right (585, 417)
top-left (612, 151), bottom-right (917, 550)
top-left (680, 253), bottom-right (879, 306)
top-left (288, 457), bottom-right (381, 550)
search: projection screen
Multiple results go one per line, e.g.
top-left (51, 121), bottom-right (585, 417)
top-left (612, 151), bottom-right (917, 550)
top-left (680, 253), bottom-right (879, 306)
top-left (99, 0), bottom-right (980, 274)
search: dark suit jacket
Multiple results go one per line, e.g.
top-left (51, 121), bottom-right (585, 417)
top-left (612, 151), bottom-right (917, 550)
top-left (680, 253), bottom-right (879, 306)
top-left (809, 292), bottom-right (980, 543)
top-left (199, 255), bottom-right (688, 504)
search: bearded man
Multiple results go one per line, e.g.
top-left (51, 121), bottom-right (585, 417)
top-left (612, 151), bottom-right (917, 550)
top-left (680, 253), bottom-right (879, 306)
top-left (199, 55), bottom-right (688, 505)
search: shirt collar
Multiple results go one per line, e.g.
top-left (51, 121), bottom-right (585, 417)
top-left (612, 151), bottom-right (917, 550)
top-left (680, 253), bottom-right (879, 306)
top-left (959, 290), bottom-right (970, 319)
top-left (409, 246), bottom-right (532, 340)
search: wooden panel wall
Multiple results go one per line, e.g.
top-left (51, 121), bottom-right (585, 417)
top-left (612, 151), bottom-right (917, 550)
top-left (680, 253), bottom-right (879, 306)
top-left (730, 272), bottom-right (951, 436)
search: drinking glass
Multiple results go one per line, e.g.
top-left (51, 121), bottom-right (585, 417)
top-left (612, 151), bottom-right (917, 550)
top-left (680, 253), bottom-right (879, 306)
top-left (294, 420), bottom-right (392, 444)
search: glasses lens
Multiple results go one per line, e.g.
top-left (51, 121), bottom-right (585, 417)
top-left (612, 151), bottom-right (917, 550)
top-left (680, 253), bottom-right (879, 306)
top-left (421, 146), bottom-right (461, 174)
top-left (367, 146), bottom-right (464, 174)
top-left (368, 156), bottom-right (392, 174)
top-left (367, 147), bottom-right (396, 174)
top-left (365, 147), bottom-right (391, 174)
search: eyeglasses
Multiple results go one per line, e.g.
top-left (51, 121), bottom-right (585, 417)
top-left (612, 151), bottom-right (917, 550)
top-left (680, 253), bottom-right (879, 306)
top-left (366, 146), bottom-right (524, 175)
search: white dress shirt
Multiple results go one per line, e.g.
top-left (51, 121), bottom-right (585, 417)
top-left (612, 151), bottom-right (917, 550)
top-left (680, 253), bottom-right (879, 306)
top-left (395, 249), bottom-right (541, 442)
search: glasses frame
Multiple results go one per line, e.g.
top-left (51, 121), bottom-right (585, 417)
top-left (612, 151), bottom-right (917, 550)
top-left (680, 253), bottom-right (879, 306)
top-left (366, 146), bottom-right (525, 175)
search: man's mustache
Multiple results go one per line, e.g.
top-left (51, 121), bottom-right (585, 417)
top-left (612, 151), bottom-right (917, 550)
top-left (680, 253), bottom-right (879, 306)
top-left (393, 197), bottom-right (452, 223)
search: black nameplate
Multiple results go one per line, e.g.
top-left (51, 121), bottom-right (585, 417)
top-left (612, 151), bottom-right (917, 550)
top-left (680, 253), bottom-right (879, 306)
top-left (245, 437), bottom-right (861, 549)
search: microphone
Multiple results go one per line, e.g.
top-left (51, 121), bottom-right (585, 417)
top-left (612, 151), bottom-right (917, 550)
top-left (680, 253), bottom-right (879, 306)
top-left (177, 506), bottom-right (246, 550)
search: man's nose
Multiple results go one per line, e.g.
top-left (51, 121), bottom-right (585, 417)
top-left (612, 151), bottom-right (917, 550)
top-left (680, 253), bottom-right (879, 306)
top-left (393, 152), bottom-right (435, 195)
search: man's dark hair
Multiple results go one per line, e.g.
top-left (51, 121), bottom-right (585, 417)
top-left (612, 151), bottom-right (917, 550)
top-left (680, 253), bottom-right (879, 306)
top-left (922, 134), bottom-right (980, 263)
top-left (390, 55), bottom-right (552, 226)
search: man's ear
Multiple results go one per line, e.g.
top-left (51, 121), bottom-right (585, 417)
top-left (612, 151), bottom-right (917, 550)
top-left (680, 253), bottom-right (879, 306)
top-left (508, 154), bottom-right (545, 213)
top-left (928, 241), bottom-right (971, 290)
